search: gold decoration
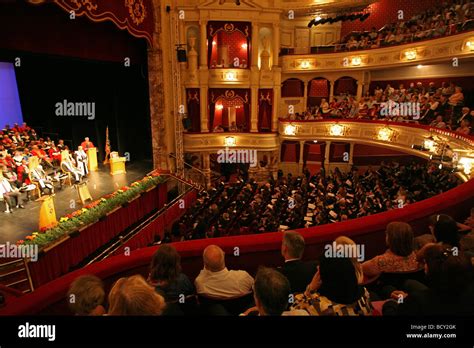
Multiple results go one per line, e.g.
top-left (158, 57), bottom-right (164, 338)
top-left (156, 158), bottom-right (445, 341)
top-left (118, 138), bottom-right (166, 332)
top-left (125, 0), bottom-right (146, 26)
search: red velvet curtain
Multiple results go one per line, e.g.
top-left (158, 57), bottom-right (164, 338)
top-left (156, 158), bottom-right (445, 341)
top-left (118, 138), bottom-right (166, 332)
top-left (209, 89), bottom-right (250, 131)
top-left (258, 89), bottom-right (273, 132)
top-left (281, 79), bottom-right (304, 98)
top-left (335, 78), bottom-right (357, 96)
top-left (308, 79), bottom-right (329, 107)
top-left (207, 21), bottom-right (251, 67)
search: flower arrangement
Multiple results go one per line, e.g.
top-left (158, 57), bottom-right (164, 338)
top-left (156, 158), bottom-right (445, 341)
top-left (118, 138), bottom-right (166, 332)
top-left (20, 173), bottom-right (164, 249)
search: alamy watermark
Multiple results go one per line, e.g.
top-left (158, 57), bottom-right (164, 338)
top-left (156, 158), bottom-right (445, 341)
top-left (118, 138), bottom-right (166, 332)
top-left (55, 99), bottom-right (95, 120)
top-left (217, 147), bottom-right (258, 167)
top-left (380, 101), bottom-right (420, 119)
top-left (324, 241), bottom-right (365, 262)
top-left (0, 242), bottom-right (39, 262)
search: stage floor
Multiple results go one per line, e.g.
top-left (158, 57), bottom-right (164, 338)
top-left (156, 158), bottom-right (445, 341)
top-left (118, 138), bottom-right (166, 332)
top-left (0, 160), bottom-right (153, 244)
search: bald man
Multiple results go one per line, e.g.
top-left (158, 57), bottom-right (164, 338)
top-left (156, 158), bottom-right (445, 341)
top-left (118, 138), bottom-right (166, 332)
top-left (194, 245), bottom-right (254, 299)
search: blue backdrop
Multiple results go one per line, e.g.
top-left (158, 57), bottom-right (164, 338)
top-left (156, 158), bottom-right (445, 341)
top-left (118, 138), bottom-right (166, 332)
top-left (0, 62), bottom-right (23, 127)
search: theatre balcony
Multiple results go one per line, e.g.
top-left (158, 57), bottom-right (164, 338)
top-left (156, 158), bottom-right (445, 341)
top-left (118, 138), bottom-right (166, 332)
top-left (278, 119), bottom-right (474, 181)
top-left (280, 31), bottom-right (474, 73)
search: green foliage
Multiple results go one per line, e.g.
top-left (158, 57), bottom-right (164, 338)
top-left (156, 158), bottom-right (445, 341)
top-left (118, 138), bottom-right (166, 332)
top-left (21, 175), bottom-right (164, 249)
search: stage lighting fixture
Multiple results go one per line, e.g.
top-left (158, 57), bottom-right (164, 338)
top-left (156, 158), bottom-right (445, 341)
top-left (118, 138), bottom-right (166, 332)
top-left (308, 19), bottom-right (316, 28)
top-left (430, 155), bottom-right (442, 161)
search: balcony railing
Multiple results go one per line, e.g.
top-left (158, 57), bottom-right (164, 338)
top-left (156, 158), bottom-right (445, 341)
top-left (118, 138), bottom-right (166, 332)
top-left (280, 30), bottom-right (474, 73)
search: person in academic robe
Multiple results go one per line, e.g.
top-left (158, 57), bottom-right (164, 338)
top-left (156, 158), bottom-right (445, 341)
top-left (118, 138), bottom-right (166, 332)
top-left (61, 150), bottom-right (82, 183)
top-left (31, 165), bottom-right (54, 195)
top-left (80, 137), bottom-right (95, 150)
top-left (48, 144), bottom-right (62, 165)
top-left (0, 174), bottom-right (25, 213)
top-left (75, 146), bottom-right (89, 177)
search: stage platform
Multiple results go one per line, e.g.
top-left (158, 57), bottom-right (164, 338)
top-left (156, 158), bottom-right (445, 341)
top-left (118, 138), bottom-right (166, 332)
top-left (0, 160), bottom-right (153, 244)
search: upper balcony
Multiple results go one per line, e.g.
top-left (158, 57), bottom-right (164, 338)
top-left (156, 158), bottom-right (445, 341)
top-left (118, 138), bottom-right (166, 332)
top-left (280, 31), bottom-right (474, 74)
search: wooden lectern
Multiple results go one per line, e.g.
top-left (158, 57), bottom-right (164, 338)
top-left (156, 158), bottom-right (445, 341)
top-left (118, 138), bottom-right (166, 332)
top-left (75, 181), bottom-right (93, 205)
top-left (109, 152), bottom-right (127, 175)
top-left (87, 148), bottom-right (98, 171)
top-left (38, 195), bottom-right (57, 231)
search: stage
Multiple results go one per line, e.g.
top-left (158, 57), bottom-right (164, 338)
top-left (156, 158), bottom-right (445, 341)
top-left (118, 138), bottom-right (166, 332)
top-left (0, 160), bottom-right (153, 244)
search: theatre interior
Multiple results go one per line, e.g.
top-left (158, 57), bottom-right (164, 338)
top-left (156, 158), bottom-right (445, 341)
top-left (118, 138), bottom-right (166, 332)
top-left (1, 0), bottom-right (474, 318)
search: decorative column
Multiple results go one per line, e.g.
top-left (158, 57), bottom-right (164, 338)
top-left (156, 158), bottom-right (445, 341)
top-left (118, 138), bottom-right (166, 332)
top-left (356, 81), bottom-right (364, 101)
top-left (303, 81), bottom-right (308, 112)
top-left (199, 21), bottom-right (208, 68)
top-left (188, 36), bottom-right (199, 81)
top-left (329, 80), bottom-right (335, 102)
top-left (248, 150), bottom-right (259, 179)
top-left (203, 152), bottom-right (211, 188)
top-left (200, 87), bottom-right (209, 132)
top-left (272, 85), bottom-right (280, 131)
top-left (299, 141), bottom-right (305, 173)
top-left (324, 141), bottom-right (331, 172)
top-left (349, 143), bottom-right (355, 166)
top-left (272, 23), bottom-right (280, 68)
top-left (251, 22), bottom-right (259, 68)
top-left (148, 1), bottom-right (168, 170)
top-left (250, 86), bottom-right (259, 132)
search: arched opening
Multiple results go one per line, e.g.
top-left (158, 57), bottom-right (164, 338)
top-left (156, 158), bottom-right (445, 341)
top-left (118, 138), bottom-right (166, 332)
top-left (307, 77), bottom-right (330, 107)
top-left (334, 76), bottom-right (357, 98)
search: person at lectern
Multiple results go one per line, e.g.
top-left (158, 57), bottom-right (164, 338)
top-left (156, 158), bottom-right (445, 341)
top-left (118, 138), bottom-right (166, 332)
top-left (75, 146), bottom-right (89, 177)
top-left (80, 137), bottom-right (95, 150)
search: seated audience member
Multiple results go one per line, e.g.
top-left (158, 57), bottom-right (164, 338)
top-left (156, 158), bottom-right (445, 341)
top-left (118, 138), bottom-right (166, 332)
top-left (229, 122), bottom-right (238, 132)
top-left (448, 86), bottom-right (464, 106)
top-left (464, 207), bottom-right (474, 230)
top-left (456, 119), bottom-right (472, 135)
top-left (108, 275), bottom-right (166, 316)
top-left (306, 236), bottom-right (364, 295)
top-left (74, 146), bottom-right (89, 177)
top-left (291, 254), bottom-right (372, 316)
top-left (148, 245), bottom-right (194, 302)
top-left (277, 231), bottom-right (317, 293)
top-left (458, 107), bottom-right (472, 126)
top-left (31, 164), bottom-right (55, 194)
top-left (242, 267), bottom-right (308, 316)
top-left (0, 173), bottom-right (25, 213)
top-left (61, 150), bottom-right (83, 183)
top-left (430, 115), bottom-right (447, 129)
top-left (213, 125), bottom-right (224, 133)
top-left (383, 245), bottom-right (474, 315)
top-left (460, 234), bottom-right (474, 264)
top-left (67, 275), bottom-right (106, 316)
top-left (417, 214), bottom-right (461, 261)
top-left (194, 245), bottom-right (254, 299)
top-left (362, 222), bottom-right (420, 278)
top-left (320, 99), bottom-right (331, 115)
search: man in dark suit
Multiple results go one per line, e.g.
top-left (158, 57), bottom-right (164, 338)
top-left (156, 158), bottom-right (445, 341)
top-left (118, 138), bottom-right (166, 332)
top-left (277, 231), bottom-right (317, 293)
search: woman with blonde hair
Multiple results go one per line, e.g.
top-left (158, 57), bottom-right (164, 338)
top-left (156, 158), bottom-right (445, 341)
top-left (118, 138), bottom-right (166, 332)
top-left (108, 275), bottom-right (166, 316)
top-left (362, 221), bottom-right (420, 278)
